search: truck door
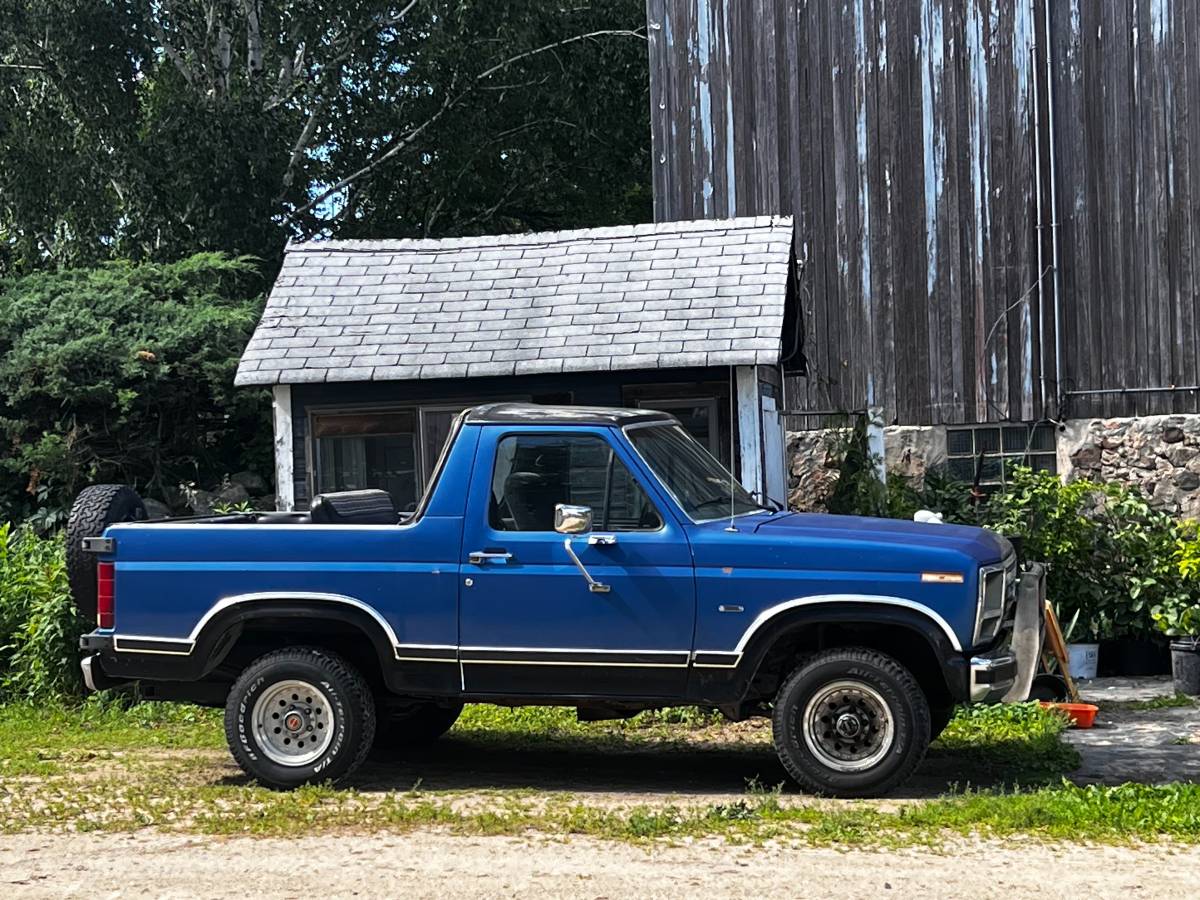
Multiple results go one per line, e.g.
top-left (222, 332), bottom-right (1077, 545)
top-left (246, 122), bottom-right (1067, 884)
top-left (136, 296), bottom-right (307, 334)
top-left (459, 425), bottom-right (696, 697)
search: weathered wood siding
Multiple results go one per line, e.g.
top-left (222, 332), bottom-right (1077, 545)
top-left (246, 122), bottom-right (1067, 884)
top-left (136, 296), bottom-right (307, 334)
top-left (648, 0), bottom-right (1200, 423)
top-left (1050, 0), bottom-right (1200, 419)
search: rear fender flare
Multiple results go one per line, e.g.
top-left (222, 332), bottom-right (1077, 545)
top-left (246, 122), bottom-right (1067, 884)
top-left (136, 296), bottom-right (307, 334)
top-left (191, 594), bottom-right (399, 680)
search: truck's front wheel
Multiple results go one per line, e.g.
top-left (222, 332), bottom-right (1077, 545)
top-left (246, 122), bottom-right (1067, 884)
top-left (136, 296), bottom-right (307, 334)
top-left (225, 647), bottom-right (375, 790)
top-left (771, 647), bottom-right (931, 798)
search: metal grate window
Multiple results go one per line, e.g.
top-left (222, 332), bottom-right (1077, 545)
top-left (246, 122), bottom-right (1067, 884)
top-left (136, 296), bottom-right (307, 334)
top-left (945, 424), bottom-right (1057, 486)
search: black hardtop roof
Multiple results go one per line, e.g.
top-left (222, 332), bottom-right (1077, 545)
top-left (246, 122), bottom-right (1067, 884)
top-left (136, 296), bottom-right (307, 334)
top-left (464, 403), bottom-right (676, 427)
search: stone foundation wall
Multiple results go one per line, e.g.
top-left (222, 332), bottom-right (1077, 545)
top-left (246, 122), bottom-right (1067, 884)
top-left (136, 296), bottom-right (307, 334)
top-left (788, 414), bottom-right (1200, 518)
top-left (786, 425), bottom-right (946, 511)
top-left (1058, 414), bottom-right (1200, 518)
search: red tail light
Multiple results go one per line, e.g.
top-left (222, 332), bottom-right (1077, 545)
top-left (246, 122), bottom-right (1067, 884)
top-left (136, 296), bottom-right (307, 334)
top-left (96, 561), bottom-right (115, 629)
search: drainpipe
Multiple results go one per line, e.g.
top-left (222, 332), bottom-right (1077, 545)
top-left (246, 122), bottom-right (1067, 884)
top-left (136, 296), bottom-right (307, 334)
top-left (1029, 0), bottom-right (1050, 415)
top-left (1043, 0), bottom-right (1065, 418)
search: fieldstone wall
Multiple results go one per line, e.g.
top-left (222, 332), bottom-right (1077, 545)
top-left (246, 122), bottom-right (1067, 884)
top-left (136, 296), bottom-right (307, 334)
top-left (1058, 415), bottom-right (1200, 518)
top-left (789, 414), bottom-right (1200, 517)
top-left (787, 425), bottom-right (947, 511)
top-left (786, 429), bottom-right (844, 511)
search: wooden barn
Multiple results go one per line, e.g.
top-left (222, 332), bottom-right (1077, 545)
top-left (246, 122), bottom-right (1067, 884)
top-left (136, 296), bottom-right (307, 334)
top-left (646, 0), bottom-right (1200, 501)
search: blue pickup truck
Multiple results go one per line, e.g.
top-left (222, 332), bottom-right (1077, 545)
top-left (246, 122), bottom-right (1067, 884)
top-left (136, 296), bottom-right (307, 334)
top-left (71, 403), bottom-right (1039, 796)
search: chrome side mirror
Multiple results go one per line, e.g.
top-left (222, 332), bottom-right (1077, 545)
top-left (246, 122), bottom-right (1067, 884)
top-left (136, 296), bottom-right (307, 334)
top-left (554, 503), bottom-right (593, 535)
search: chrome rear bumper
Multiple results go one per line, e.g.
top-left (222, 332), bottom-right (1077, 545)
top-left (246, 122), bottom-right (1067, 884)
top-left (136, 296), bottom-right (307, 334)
top-left (80, 653), bottom-right (129, 693)
top-left (80, 654), bottom-right (100, 692)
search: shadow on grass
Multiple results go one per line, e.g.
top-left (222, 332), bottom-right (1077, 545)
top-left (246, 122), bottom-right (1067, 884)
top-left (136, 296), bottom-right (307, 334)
top-left (217, 730), bottom-right (1079, 800)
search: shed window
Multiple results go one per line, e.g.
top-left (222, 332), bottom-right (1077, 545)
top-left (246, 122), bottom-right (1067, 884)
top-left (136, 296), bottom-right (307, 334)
top-left (945, 424), bottom-right (1057, 486)
top-left (635, 398), bottom-right (720, 456)
top-left (313, 411), bottom-right (420, 511)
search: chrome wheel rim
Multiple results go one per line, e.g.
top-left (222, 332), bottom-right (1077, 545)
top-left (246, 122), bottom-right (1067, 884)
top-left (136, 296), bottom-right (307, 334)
top-left (802, 680), bottom-right (894, 773)
top-left (251, 679), bottom-right (334, 767)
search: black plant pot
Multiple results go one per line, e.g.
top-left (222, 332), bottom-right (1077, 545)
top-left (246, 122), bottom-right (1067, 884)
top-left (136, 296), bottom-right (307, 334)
top-left (1098, 637), bottom-right (1172, 677)
top-left (1171, 638), bottom-right (1200, 696)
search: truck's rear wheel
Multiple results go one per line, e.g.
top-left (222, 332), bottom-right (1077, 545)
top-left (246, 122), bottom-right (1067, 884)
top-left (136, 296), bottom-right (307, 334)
top-left (373, 701), bottom-right (463, 754)
top-left (771, 647), bottom-right (931, 798)
top-left (66, 484), bottom-right (146, 622)
top-left (225, 647), bottom-right (375, 790)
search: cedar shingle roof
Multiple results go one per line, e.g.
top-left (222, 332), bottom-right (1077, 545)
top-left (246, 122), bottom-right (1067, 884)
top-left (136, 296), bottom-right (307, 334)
top-left (235, 215), bottom-right (793, 386)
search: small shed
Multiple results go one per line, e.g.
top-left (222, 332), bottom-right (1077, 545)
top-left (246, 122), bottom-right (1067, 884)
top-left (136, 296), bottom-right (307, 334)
top-left (235, 216), bottom-right (801, 512)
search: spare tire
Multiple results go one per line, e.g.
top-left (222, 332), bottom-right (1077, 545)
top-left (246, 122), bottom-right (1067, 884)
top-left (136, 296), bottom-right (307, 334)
top-left (66, 485), bottom-right (146, 623)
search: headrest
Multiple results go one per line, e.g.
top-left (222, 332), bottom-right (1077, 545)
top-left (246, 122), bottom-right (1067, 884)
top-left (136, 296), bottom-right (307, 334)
top-left (309, 489), bottom-right (397, 525)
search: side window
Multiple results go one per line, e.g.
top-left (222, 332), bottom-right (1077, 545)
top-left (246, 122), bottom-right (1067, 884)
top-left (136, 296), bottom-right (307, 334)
top-left (489, 434), bottom-right (663, 532)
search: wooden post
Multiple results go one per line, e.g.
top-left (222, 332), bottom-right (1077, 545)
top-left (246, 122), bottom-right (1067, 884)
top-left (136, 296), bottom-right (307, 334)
top-left (272, 384), bottom-right (295, 511)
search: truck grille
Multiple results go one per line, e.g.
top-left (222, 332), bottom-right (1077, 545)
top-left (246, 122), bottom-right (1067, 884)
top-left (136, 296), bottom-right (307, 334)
top-left (975, 555), bottom-right (1017, 645)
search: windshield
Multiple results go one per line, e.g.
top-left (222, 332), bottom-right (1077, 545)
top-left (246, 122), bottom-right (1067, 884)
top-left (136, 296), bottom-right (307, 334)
top-left (627, 423), bottom-right (765, 522)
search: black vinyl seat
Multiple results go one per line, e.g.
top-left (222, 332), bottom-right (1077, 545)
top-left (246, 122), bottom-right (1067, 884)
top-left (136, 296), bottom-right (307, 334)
top-left (309, 489), bottom-right (398, 525)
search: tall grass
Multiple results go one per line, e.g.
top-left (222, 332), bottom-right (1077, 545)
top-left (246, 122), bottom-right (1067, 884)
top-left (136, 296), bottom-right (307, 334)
top-left (0, 524), bottom-right (83, 701)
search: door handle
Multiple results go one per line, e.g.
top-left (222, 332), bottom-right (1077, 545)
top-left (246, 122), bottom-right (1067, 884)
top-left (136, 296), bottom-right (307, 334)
top-left (468, 550), bottom-right (512, 565)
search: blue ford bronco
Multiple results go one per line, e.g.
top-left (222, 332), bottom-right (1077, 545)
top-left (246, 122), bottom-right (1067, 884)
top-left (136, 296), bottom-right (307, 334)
top-left (71, 404), bottom-right (1041, 797)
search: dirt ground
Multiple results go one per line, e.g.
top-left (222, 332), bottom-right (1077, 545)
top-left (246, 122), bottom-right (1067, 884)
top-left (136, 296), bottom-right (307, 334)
top-left (3, 678), bottom-right (1196, 897)
top-left (4, 831), bottom-right (1199, 899)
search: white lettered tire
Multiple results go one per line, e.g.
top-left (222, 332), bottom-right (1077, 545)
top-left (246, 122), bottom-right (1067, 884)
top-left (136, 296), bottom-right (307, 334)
top-left (224, 647), bottom-right (375, 789)
top-left (771, 647), bottom-right (931, 797)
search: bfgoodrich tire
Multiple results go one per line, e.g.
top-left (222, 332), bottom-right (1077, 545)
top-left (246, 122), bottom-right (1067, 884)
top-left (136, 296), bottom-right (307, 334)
top-left (65, 484), bottom-right (146, 622)
top-left (225, 647), bottom-right (375, 790)
top-left (771, 647), bottom-right (931, 798)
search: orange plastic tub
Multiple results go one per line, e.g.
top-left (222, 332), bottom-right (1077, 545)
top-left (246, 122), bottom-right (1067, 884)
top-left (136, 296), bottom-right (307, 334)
top-left (1039, 701), bottom-right (1099, 729)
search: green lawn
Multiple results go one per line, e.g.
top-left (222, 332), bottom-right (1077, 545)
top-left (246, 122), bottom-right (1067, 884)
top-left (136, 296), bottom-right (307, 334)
top-left (1, 699), bottom-right (1196, 845)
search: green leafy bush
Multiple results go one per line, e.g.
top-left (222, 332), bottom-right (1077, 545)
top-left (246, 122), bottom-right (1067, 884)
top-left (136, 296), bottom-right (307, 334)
top-left (985, 468), bottom-right (1189, 641)
top-left (0, 254), bottom-right (270, 524)
top-left (934, 701), bottom-right (1079, 782)
top-left (0, 523), bottom-right (83, 701)
top-left (1153, 526), bottom-right (1200, 637)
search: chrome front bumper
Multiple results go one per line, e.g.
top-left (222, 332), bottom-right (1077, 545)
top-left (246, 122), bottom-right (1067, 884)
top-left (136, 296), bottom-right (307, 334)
top-left (970, 651), bottom-right (1019, 703)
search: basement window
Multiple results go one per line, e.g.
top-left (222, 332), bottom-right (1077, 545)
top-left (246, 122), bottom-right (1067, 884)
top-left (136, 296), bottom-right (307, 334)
top-left (945, 424), bottom-right (1057, 486)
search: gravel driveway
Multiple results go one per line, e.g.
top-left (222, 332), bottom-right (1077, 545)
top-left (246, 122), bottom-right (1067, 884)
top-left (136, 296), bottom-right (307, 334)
top-left (3, 831), bottom-right (1198, 899)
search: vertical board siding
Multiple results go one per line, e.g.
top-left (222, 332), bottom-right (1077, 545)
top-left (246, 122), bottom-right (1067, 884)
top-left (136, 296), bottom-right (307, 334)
top-left (1050, 0), bottom-right (1200, 419)
top-left (650, 0), bottom-right (1200, 424)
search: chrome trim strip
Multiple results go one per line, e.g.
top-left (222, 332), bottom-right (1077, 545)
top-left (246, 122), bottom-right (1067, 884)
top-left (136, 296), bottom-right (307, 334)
top-left (461, 659), bottom-right (688, 668)
top-left (692, 650), bottom-right (742, 668)
top-left (110, 593), bottom-right (459, 663)
top-left (458, 645), bottom-right (689, 655)
top-left (460, 645), bottom-right (691, 667)
top-left (112, 637), bottom-right (194, 656)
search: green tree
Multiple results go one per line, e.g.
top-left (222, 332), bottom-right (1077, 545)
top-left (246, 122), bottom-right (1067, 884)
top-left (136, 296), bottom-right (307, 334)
top-left (0, 253), bottom-right (269, 523)
top-left (0, 1), bottom-right (650, 273)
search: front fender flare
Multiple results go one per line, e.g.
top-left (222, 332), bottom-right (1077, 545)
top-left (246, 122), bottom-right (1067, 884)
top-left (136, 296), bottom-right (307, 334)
top-left (690, 600), bottom-right (969, 706)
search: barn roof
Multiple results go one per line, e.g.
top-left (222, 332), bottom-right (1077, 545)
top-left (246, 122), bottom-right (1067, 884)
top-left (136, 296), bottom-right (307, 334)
top-left (234, 215), bottom-right (794, 386)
